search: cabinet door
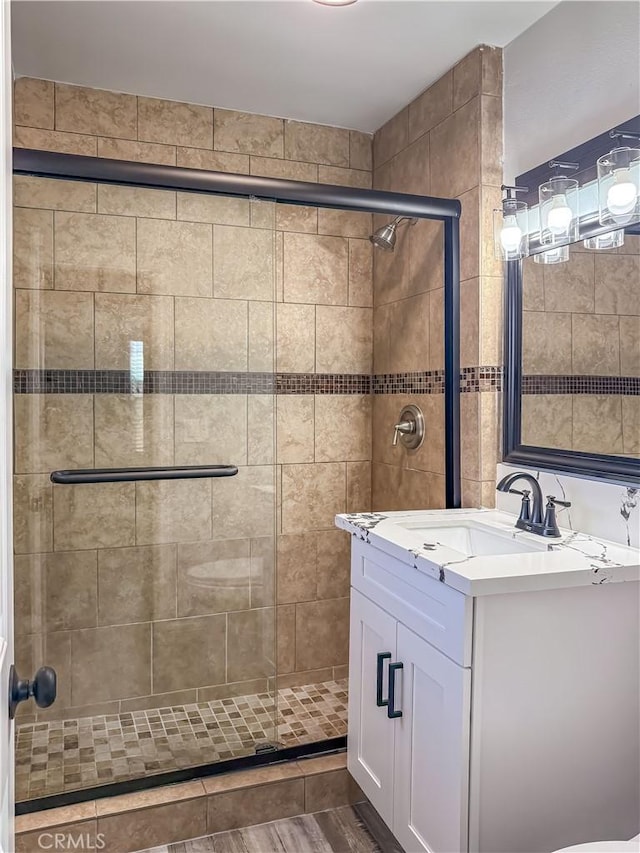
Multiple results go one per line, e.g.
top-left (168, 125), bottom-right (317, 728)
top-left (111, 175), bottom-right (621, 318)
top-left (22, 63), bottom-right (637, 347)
top-left (348, 588), bottom-right (397, 828)
top-left (393, 624), bottom-right (471, 853)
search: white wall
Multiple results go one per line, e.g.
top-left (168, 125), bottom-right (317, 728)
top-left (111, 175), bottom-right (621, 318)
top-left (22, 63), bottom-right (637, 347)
top-left (504, 0), bottom-right (640, 182)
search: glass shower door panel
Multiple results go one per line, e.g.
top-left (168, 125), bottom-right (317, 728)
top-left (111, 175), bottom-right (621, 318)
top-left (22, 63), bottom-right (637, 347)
top-left (12, 177), bottom-right (277, 801)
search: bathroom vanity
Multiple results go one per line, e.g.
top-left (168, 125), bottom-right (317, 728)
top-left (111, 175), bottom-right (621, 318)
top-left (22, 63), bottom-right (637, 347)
top-left (336, 509), bottom-right (640, 853)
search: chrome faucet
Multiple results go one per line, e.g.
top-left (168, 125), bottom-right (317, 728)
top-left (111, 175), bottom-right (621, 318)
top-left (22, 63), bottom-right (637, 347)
top-left (496, 472), bottom-right (570, 538)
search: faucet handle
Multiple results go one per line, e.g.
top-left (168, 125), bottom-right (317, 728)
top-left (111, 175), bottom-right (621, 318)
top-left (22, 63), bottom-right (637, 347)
top-left (507, 487), bottom-right (530, 497)
top-left (546, 495), bottom-right (571, 508)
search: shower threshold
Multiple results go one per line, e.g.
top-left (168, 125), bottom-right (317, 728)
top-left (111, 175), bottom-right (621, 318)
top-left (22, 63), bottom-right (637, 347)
top-left (16, 678), bottom-right (348, 807)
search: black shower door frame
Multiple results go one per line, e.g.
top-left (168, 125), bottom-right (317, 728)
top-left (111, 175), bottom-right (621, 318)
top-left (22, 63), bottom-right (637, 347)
top-left (13, 148), bottom-right (461, 814)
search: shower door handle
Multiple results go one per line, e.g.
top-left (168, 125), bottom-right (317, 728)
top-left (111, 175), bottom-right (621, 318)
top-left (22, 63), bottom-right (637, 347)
top-left (8, 665), bottom-right (57, 719)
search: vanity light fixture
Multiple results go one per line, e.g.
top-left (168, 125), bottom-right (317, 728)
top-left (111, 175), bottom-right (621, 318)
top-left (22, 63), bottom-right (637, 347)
top-left (493, 185), bottom-right (529, 261)
top-left (538, 161), bottom-right (579, 247)
top-left (533, 245), bottom-right (570, 265)
top-left (583, 229), bottom-right (625, 250)
top-left (598, 131), bottom-right (640, 226)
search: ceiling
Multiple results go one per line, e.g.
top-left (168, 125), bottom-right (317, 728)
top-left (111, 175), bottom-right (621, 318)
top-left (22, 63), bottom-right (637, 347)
top-left (11, 0), bottom-right (557, 133)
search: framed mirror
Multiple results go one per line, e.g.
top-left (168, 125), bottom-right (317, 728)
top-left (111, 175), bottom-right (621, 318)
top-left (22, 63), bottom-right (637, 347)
top-left (503, 119), bottom-right (640, 484)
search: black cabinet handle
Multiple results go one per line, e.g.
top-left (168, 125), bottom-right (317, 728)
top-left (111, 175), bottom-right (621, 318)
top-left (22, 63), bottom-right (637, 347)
top-left (387, 662), bottom-right (403, 719)
top-left (376, 652), bottom-right (391, 707)
top-left (8, 665), bottom-right (57, 720)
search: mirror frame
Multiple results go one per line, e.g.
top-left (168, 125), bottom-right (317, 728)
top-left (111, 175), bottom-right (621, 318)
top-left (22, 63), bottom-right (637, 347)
top-left (502, 117), bottom-right (640, 485)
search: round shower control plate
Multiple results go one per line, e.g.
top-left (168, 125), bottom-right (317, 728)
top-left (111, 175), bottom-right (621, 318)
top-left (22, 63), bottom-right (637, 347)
top-left (398, 404), bottom-right (425, 450)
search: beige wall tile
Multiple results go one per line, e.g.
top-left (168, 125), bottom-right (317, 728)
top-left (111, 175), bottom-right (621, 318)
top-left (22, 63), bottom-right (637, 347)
top-left (197, 679), bottom-right (267, 703)
top-left (283, 232), bottom-right (348, 306)
top-left (318, 209), bottom-right (372, 239)
top-left (480, 184), bottom-right (504, 278)
top-left (97, 185), bottom-right (176, 219)
top-left (206, 779), bottom-right (305, 834)
top-left (522, 255), bottom-right (545, 311)
top-left (275, 668), bottom-right (333, 689)
top-left (316, 530), bottom-right (350, 600)
top-left (479, 276), bottom-right (503, 365)
top-left (459, 186), bottom-right (480, 282)
top-left (248, 396), bottom-right (275, 466)
top-left (178, 193), bottom-right (250, 226)
top-left (346, 460), bottom-right (371, 512)
top-left (348, 239), bottom-right (373, 307)
top-left (15, 289), bottom-right (94, 369)
top-left (453, 49), bottom-right (481, 109)
top-left (620, 315), bottom-right (640, 375)
top-left (138, 96), bottom-right (213, 148)
top-left (480, 95), bottom-right (503, 188)
top-left (277, 533), bottom-right (317, 604)
top-left (384, 133), bottom-right (430, 196)
top-left (136, 478), bottom-right (212, 545)
top-left (71, 622), bottom-right (150, 706)
top-left (315, 395), bottom-right (371, 462)
top-left (387, 293), bottom-right (430, 373)
top-left (14, 125), bottom-right (98, 156)
top-left (120, 689), bottom-right (196, 712)
top-left (622, 397), bottom-right (640, 454)
top-left (14, 394), bottom-right (93, 474)
top-left (137, 218), bottom-right (212, 297)
top-left (14, 474), bottom-right (53, 555)
top-left (315, 306), bottom-right (372, 373)
top-left (277, 604), bottom-right (296, 673)
top-left (277, 396), bottom-right (315, 464)
top-left (211, 465), bottom-right (275, 540)
top-left (177, 539), bottom-right (250, 616)
top-left (374, 108), bottom-right (408, 168)
top-left (281, 463), bottom-right (346, 533)
top-left (522, 312), bottom-right (572, 375)
top-left (13, 207), bottom-right (53, 290)
top-left (55, 83), bottom-right (136, 138)
top-left (17, 821), bottom-right (99, 853)
top-left (215, 109), bottom-right (284, 157)
top-left (372, 221), bottom-right (411, 305)
top-left (95, 781), bottom-right (205, 817)
top-left (54, 211), bottom-right (136, 292)
top-left (250, 536), bottom-right (275, 608)
top-left (94, 395), bottom-right (174, 468)
top-left (295, 597), bottom-right (349, 670)
top-left (177, 146), bottom-right (249, 173)
top-left (227, 607), bottom-right (275, 682)
top-left (15, 550), bottom-right (97, 634)
top-left (372, 462), bottom-right (401, 511)
top-left (429, 288), bottom-right (444, 371)
top-left (16, 631), bottom-right (73, 714)
top-left (403, 394), bottom-right (445, 475)
top-left (479, 392), bottom-right (499, 480)
top-left (276, 303), bottom-right (315, 373)
top-left (460, 393), bottom-right (480, 481)
top-left (95, 292), bottom-right (174, 370)
top-left (460, 279), bottom-right (480, 368)
top-left (305, 768), bottom-right (363, 811)
top-left (430, 97), bottom-right (479, 198)
top-left (54, 482), bottom-right (135, 550)
top-left (14, 176), bottom-right (97, 213)
top-left (572, 314), bottom-right (620, 375)
top-left (408, 72), bottom-right (453, 142)
top-left (14, 77), bottom-right (54, 129)
top-left (98, 794), bottom-right (206, 853)
top-left (544, 251), bottom-right (595, 313)
top-left (175, 296), bottom-right (247, 370)
top-left (481, 46), bottom-right (503, 97)
top-left (15, 802), bottom-right (97, 835)
top-left (153, 614), bottom-right (226, 693)
top-left (174, 394), bottom-right (248, 466)
top-left (318, 165), bottom-right (371, 188)
top-left (373, 303), bottom-right (391, 374)
top-left (249, 301), bottom-right (275, 372)
top-left (350, 131), bottom-right (372, 171)
top-left (572, 396), bottom-right (623, 454)
top-left (251, 156), bottom-right (318, 182)
top-left (98, 544), bottom-right (177, 625)
top-left (214, 225), bottom-right (274, 301)
top-left (372, 394), bottom-right (402, 466)
top-left (285, 121), bottom-right (349, 167)
top-left (98, 137), bottom-right (176, 165)
top-left (595, 253), bottom-right (640, 315)
top-left (521, 395), bottom-right (573, 449)
top-left (276, 204), bottom-right (318, 234)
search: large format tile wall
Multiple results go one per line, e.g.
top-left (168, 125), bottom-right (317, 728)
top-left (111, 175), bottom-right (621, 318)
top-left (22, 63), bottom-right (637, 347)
top-left (12, 78), bottom-right (374, 721)
top-left (521, 239), bottom-right (640, 456)
top-left (372, 46), bottom-right (504, 510)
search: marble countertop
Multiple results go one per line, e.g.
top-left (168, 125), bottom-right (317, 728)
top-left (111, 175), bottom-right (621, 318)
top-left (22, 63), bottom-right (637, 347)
top-left (335, 508), bottom-right (640, 597)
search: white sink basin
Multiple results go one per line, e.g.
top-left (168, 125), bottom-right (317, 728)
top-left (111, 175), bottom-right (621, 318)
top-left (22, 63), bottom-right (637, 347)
top-left (397, 519), bottom-right (547, 557)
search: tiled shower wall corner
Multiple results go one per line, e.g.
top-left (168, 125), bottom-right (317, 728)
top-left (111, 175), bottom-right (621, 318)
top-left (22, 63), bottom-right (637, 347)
top-left (521, 240), bottom-right (640, 455)
top-left (372, 45), bottom-right (504, 510)
top-left (12, 78), bottom-right (375, 722)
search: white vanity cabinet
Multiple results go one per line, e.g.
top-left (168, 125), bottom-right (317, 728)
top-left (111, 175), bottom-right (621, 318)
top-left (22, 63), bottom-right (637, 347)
top-left (346, 534), bottom-right (640, 853)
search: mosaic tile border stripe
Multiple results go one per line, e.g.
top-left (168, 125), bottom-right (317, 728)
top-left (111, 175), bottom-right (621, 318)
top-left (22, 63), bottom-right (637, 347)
top-left (13, 368), bottom-right (506, 395)
top-left (522, 375), bottom-right (640, 396)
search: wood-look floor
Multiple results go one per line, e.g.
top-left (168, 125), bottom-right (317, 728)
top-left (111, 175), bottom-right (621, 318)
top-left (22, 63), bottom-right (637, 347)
top-left (142, 806), bottom-right (382, 853)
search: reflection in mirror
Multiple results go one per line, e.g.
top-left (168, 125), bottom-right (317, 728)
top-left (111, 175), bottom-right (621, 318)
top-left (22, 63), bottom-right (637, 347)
top-left (521, 232), bottom-right (640, 458)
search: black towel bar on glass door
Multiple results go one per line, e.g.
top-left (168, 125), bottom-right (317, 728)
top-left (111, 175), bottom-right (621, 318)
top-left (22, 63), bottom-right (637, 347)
top-left (50, 465), bottom-right (239, 485)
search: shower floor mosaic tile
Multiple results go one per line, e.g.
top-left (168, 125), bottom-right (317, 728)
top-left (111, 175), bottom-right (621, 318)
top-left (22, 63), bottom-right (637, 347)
top-left (15, 679), bottom-right (348, 802)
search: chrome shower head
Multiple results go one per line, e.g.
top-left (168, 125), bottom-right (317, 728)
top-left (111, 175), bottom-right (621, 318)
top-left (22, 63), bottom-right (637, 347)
top-left (369, 216), bottom-right (417, 251)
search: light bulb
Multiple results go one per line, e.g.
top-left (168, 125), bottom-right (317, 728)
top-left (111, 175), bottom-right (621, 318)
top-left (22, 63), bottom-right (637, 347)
top-left (607, 169), bottom-right (638, 217)
top-left (500, 214), bottom-right (522, 253)
top-left (547, 194), bottom-right (573, 235)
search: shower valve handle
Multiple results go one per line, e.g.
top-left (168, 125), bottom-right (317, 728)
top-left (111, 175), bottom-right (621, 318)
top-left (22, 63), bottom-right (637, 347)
top-left (393, 421), bottom-right (416, 446)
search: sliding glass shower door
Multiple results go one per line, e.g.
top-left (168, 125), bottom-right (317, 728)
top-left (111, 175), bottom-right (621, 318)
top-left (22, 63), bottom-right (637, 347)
top-left (12, 176), bottom-right (278, 801)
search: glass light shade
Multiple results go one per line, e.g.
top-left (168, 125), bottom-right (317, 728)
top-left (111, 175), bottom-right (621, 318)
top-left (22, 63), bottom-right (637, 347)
top-left (533, 245), bottom-right (570, 265)
top-left (539, 177), bottom-right (579, 245)
top-left (583, 229), bottom-right (625, 250)
top-left (493, 199), bottom-right (529, 260)
top-left (598, 147), bottom-right (640, 226)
